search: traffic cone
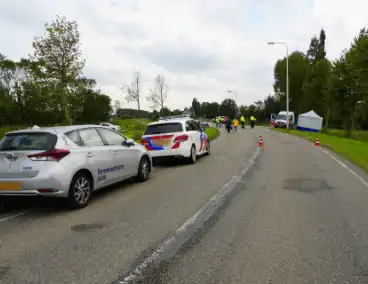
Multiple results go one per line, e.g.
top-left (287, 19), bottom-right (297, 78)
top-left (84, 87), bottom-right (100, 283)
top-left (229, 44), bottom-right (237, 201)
top-left (315, 136), bottom-right (320, 146)
top-left (258, 136), bottom-right (263, 147)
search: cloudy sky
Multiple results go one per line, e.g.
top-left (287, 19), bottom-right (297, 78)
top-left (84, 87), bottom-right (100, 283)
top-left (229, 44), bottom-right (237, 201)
top-left (0, 0), bottom-right (367, 110)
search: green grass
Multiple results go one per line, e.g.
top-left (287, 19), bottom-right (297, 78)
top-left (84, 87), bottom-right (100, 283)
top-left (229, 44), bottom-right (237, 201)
top-left (322, 128), bottom-right (368, 143)
top-left (113, 118), bottom-right (151, 141)
top-left (274, 128), bottom-right (368, 172)
top-left (205, 127), bottom-right (220, 141)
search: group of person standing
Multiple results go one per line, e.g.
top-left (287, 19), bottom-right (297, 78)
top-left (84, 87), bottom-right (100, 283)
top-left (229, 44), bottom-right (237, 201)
top-left (215, 115), bottom-right (257, 133)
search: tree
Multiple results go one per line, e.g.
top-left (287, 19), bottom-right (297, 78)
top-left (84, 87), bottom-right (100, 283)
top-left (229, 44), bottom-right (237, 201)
top-left (264, 94), bottom-right (282, 119)
top-left (146, 74), bottom-right (169, 110)
top-left (302, 58), bottom-right (333, 117)
top-left (306, 29), bottom-right (326, 63)
top-left (122, 71), bottom-right (141, 110)
top-left (32, 15), bottom-right (85, 125)
top-left (219, 98), bottom-right (237, 117)
top-left (191, 97), bottom-right (201, 117)
top-left (254, 100), bottom-right (264, 109)
top-left (159, 107), bottom-right (171, 117)
top-left (316, 29), bottom-right (327, 61)
top-left (338, 28), bottom-right (368, 136)
top-left (200, 101), bottom-right (220, 118)
top-left (114, 100), bottom-right (121, 114)
top-left (273, 51), bottom-right (309, 115)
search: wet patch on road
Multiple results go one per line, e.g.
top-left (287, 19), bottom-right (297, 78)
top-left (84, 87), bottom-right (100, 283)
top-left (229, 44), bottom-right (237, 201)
top-left (312, 164), bottom-right (327, 172)
top-left (71, 222), bottom-right (107, 232)
top-left (283, 178), bottom-right (335, 193)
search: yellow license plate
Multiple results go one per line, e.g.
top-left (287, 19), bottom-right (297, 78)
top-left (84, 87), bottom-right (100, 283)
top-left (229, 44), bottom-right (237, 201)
top-left (0, 182), bottom-right (23, 191)
top-left (154, 139), bottom-right (170, 146)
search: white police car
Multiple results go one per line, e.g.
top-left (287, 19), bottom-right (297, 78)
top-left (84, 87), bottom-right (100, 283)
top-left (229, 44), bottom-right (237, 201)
top-left (140, 115), bottom-right (210, 164)
top-left (0, 125), bottom-right (152, 209)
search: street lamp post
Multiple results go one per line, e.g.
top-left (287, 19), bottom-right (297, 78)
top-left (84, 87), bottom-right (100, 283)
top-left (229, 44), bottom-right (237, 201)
top-left (268, 41), bottom-right (289, 129)
top-left (227, 90), bottom-right (237, 117)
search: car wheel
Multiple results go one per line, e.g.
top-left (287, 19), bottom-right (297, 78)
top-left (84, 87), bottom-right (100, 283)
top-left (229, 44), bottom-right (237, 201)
top-left (188, 145), bottom-right (197, 164)
top-left (137, 156), bottom-right (151, 182)
top-left (68, 172), bottom-right (92, 209)
top-left (205, 141), bottom-right (211, 155)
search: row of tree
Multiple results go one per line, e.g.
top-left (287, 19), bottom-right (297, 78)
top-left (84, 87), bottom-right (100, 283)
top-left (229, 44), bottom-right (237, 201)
top-left (187, 27), bottom-right (368, 134)
top-left (0, 16), bottom-right (113, 127)
top-left (2, 14), bottom-right (366, 136)
top-left (190, 97), bottom-right (267, 121)
top-left (270, 28), bottom-right (368, 136)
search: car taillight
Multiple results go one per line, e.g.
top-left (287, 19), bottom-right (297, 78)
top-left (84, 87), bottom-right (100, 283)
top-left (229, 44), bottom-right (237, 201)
top-left (174, 134), bottom-right (188, 143)
top-left (27, 149), bottom-right (70, 161)
top-left (141, 138), bottom-right (149, 145)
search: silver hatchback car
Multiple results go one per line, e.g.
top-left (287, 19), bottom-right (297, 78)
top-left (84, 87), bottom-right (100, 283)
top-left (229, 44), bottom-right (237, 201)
top-left (0, 125), bottom-right (152, 209)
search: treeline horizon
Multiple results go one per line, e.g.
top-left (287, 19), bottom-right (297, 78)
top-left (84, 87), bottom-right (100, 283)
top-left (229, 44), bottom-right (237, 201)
top-left (1, 15), bottom-right (367, 138)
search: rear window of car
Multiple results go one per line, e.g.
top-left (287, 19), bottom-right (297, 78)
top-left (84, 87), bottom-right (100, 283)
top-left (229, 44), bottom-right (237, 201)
top-left (144, 123), bottom-right (183, 135)
top-left (0, 132), bottom-right (57, 151)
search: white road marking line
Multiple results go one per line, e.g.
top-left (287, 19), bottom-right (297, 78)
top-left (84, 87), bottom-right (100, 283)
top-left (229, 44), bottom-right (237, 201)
top-left (119, 146), bottom-right (261, 283)
top-left (214, 156), bottom-right (226, 160)
top-left (0, 210), bottom-right (29, 223)
top-left (119, 175), bottom-right (240, 284)
top-left (319, 148), bottom-right (368, 188)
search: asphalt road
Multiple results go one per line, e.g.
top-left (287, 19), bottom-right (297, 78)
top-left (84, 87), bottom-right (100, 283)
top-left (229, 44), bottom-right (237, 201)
top-left (150, 129), bottom-right (368, 284)
top-left (0, 127), bottom-right (257, 284)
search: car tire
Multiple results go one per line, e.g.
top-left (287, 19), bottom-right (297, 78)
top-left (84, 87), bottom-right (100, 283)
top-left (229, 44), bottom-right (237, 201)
top-left (137, 156), bottom-right (151, 182)
top-left (188, 145), bottom-right (197, 164)
top-left (205, 141), bottom-right (211, 155)
top-left (67, 172), bottom-right (93, 209)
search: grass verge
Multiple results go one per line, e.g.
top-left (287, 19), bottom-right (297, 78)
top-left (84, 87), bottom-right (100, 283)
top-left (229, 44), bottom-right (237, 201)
top-left (274, 128), bottom-right (368, 172)
top-left (205, 127), bottom-right (220, 141)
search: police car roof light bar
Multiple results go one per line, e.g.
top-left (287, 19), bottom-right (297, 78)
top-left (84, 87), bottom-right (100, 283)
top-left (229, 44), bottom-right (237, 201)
top-left (158, 114), bottom-right (191, 121)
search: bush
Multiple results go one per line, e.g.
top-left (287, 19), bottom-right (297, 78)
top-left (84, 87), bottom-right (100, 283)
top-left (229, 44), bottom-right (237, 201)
top-left (0, 125), bottom-right (29, 139)
top-left (205, 127), bottom-right (220, 141)
top-left (132, 131), bottom-right (143, 142)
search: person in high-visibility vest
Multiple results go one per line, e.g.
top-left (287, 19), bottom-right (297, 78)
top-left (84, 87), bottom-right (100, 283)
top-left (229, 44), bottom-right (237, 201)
top-left (215, 117), bottom-right (219, 128)
top-left (240, 115), bottom-right (246, 129)
top-left (250, 115), bottom-right (256, 128)
top-left (233, 118), bottom-right (239, 132)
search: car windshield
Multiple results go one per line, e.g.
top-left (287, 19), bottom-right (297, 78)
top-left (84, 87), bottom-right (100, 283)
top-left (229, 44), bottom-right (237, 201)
top-left (0, 132), bottom-right (57, 151)
top-left (277, 115), bottom-right (292, 120)
top-left (144, 123), bottom-right (183, 135)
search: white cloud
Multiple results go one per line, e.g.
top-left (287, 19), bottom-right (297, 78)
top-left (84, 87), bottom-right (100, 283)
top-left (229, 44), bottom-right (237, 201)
top-left (0, 0), bottom-right (367, 110)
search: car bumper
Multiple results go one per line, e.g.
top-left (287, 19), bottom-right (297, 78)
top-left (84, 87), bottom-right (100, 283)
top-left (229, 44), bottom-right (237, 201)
top-left (0, 174), bottom-right (71, 198)
top-left (148, 147), bottom-right (191, 158)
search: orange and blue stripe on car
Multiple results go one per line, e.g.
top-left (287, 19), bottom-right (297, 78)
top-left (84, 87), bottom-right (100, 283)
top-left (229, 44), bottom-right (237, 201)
top-left (199, 132), bottom-right (208, 151)
top-left (141, 135), bottom-right (174, 151)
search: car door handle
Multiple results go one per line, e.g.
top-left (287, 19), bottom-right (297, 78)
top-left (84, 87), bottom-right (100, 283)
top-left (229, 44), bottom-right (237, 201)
top-left (113, 150), bottom-right (119, 155)
top-left (86, 152), bottom-right (93, 157)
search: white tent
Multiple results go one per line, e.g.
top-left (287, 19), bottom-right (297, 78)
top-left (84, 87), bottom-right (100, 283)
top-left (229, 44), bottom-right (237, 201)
top-left (297, 110), bottom-right (323, 132)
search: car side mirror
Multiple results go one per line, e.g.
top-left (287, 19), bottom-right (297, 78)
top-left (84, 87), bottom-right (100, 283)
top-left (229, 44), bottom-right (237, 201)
top-left (122, 139), bottom-right (135, 147)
